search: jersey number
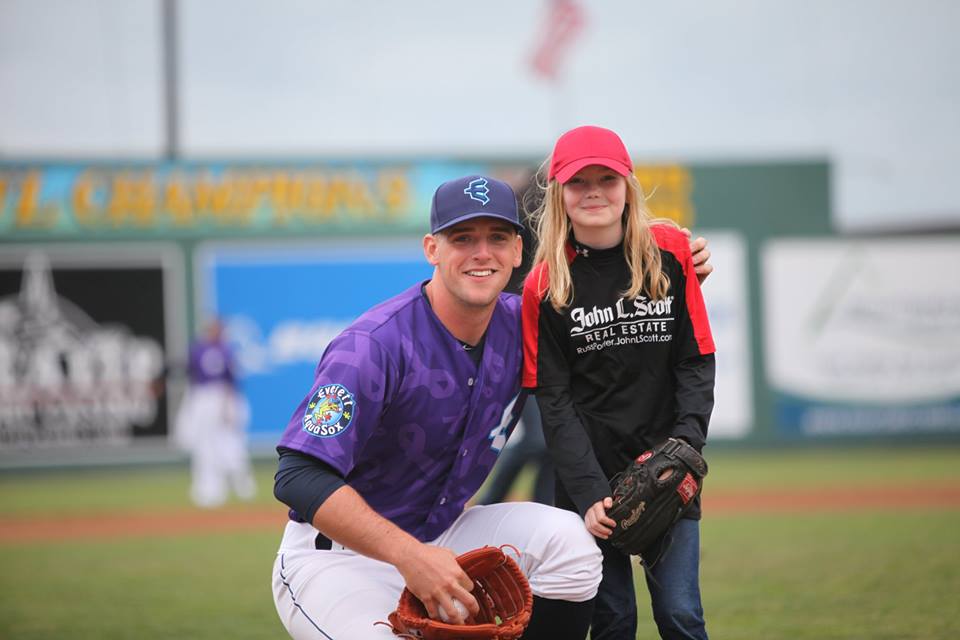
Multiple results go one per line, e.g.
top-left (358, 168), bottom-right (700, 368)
top-left (488, 391), bottom-right (526, 453)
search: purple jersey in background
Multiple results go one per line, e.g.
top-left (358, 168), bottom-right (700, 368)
top-left (277, 282), bottom-right (525, 542)
top-left (188, 339), bottom-right (237, 387)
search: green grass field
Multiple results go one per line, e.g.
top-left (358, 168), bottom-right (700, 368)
top-left (1, 446), bottom-right (958, 639)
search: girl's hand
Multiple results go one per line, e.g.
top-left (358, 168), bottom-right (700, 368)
top-left (584, 497), bottom-right (616, 539)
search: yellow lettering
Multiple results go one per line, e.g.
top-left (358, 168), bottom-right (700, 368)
top-left (326, 178), bottom-right (353, 214)
top-left (248, 175), bottom-right (273, 223)
top-left (195, 175), bottom-right (233, 216)
top-left (11, 171), bottom-right (58, 228)
top-left (211, 179), bottom-right (235, 222)
top-left (72, 173), bottom-right (104, 225)
top-left (164, 179), bottom-right (193, 225)
top-left (15, 171), bottom-right (41, 227)
top-left (269, 172), bottom-right (307, 225)
top-left (108, 175), bottom-right (133, 226)
top-left (350, 176), bottom-right (375, 215)
top-left (304, 177), bottom-right (333, 220)
top-left (222, 175), bottom-right (269, 225)
top-left (379, 172), bottom-right (410, 216)
top-left (271, 173), bottom-right (310, 226)
top-left (131, 174), bottom-right (156, 226)
top-left (108, 173), bottom-right (155, 227)
top-left (286, 175), bottom-right (305, 216)
top-left (269, 172), bottom-right (290, 223)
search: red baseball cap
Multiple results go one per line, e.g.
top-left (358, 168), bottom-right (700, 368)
top-left (548, 125), bottom-right (633, 184)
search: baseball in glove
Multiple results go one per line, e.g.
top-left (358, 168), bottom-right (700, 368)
top-left (606, 437), bottom-right (708, 560)
top-left (384, 545), bottom-right (533, 640)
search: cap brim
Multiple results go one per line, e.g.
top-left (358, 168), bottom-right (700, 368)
top-left (554, 157), bottom-right (632, 184)
top-left (432, 211), bottom-right (524, 234)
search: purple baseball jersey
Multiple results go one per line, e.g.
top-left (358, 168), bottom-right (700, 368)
top-left (277, 282), bottom-right (525, 542)
top-left (188, 339), bottom-right (237, 387)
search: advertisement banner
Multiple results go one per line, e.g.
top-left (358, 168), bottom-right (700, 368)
top-left (0, 162), bottom-right (700, 238)
top-left (762, 237), bottom-right (960, 435)
top-left (700, 231), bottom-right (753, 438)
top-left (0, 244), bottom-right (186, 448)
top-left (0, 163), bottom-right (519, 237)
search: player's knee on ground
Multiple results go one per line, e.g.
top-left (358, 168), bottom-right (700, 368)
top-left (524, 506), bottom-right (602, 602)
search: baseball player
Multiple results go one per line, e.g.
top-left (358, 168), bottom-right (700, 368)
top-left (271, 174), bottom-right (715, 639)
top-left (522, 126), bottom-right (716, 639)
top-left (272, 175), bottom-right (604, 640)
top-left (173, 318), bottom-right (256, 508)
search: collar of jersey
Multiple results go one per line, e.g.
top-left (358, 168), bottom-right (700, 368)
top-left (568, 238), bottom-right (624, 262)
top-left (420, 280), bottom-right (486, 352)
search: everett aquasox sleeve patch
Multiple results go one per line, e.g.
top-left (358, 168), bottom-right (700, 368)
top-left (302, 383), bottom-right (356, 438)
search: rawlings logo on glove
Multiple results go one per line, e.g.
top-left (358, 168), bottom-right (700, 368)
top-left (607, 438), bottom-right (708, 560)
top-left (382, 545), bottom-right (533, 640)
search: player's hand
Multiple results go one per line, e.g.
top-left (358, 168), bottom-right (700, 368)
top-left (394, 543), bottom-right (480, 624)
top-left (585, 497), bottom-right (616, 539)
top-left (681, 227), bottom-right (713, 284)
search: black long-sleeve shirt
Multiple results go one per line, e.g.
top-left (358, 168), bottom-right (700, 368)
top-left (521, 225), bottom-right (716, 519)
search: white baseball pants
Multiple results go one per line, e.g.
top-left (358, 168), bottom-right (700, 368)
top-left (272, 502), bottom-right (602, 639)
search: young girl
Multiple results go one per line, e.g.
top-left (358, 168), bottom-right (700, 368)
top-left (522, 125), bottom-right (715, 640)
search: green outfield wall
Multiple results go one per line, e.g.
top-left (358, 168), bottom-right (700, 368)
top-left (2, 159), bottom-right (957, 455)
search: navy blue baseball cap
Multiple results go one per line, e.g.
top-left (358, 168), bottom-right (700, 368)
top-left (429, 175), bottom-right (523, 234)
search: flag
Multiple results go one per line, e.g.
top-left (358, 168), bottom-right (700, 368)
top-left (530, 0), bottom-right (586, 81)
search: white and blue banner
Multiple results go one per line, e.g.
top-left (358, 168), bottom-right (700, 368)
top-left (762, 236), bottom-right (960, 436)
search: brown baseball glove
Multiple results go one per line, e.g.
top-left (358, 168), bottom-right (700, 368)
top-left (385, 545), bottom-right (533, 640)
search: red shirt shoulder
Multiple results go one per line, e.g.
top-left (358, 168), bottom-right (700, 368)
top-left (650, 223), bottom-right (691, 262)
top-left (523, 261), bottom-right (551, 302)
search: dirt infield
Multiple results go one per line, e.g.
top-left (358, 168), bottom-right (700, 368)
top-left (0, 506), bottom-right (288, 543)
top-left (2, 484), bottom-right (959, 544)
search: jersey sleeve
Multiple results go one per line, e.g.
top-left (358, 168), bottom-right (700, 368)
top-left (671, 353), bottom-right (715, 450)
top-left (671, 262), bottom-right (716, 449)
top-left (276, 330), bottom-right (396, 477)
top-left (274, 447), bottom-right (347, 523)
top-left (536, 385), bottom-right (614, 515)
top-left (652, 225), bottom-right (717, 449)
top-left (652, 224), bottom-right (715, 359)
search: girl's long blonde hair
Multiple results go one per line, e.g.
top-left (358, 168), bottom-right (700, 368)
top-left (531, 167), bottom-right (674, 312)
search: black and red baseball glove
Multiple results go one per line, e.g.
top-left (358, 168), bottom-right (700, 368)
top-left (606, 437), bottom-right (708, 559)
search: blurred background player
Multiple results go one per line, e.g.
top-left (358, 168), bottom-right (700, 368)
top-left (173, 317), bottom-right (256, 508)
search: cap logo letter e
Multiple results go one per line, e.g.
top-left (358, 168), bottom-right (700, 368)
top-left (463, 178), bottom-right (490, 205)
